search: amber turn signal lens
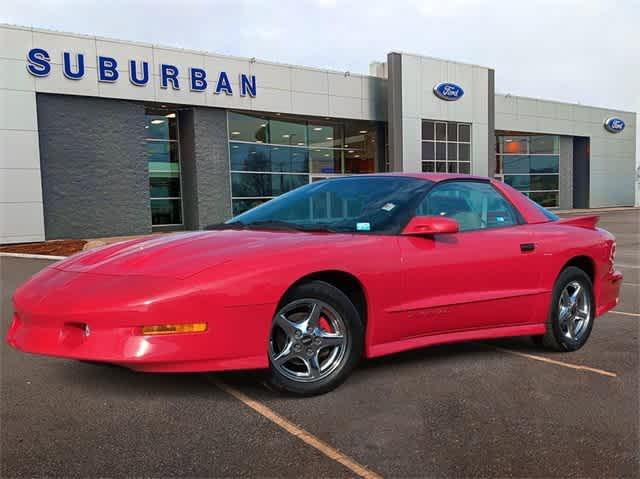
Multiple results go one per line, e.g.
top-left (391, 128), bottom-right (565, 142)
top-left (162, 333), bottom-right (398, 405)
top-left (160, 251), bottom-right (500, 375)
top-left (141, 323), bottom-right (207, 335)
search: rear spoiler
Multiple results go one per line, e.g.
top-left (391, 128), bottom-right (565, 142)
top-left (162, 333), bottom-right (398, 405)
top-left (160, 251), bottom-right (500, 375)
top-left (556, 215), bottom-right (599, 229)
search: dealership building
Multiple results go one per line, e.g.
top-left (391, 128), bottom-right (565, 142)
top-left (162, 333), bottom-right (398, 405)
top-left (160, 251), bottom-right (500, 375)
top-left (1, 24), bottom-right (637, 244)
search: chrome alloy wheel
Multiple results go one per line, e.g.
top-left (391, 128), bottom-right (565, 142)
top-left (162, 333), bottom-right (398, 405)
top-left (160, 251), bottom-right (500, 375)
top-left (269, 299), bottom-right (348, 383)
top-left (558, 281), bottom-right (591, 341)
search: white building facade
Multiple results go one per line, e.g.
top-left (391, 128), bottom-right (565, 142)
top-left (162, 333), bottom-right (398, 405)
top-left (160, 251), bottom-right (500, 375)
top-left (1, 24), bottom-right (636, 243)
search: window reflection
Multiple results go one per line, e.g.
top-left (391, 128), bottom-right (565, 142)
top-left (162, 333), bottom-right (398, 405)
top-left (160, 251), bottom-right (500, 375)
top-left (421, 120), bottom-right (472, 175)
top-left (228, 111), bottom-right (384, 214)
top-left (228, 112), bottom-right (269, 143)
top-left (309, 123), bottom-right (343, 148)
top-left (231, 172), bottom-right (308, 198)
top-left (270, 119), bottom-right (307, 146)
top-left (146, 114), bottom-right (177, 140)
top-left (496, 133), bottom-right (560, 207)
top-left (310, 149), bottom-right (340, 174)
top-left (146, 109), bottom-right (182, 226)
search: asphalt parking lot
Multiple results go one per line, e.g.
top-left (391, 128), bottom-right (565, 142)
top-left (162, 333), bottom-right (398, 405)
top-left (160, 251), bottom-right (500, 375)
top-left (1, 209), bottom-right (638, 478)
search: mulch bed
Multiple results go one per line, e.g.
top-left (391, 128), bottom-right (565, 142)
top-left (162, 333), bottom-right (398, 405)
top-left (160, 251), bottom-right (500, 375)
top-left (0, 239), bottom-right (87, 257)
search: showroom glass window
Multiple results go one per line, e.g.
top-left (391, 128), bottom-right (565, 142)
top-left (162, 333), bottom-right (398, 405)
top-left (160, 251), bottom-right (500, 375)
top-left (228, 112), bottom-right (382, 215)
top-left (145, 109), bottom-right (183, 226)
top-left (495, 134), bottom-right (560, 208)
top-left (421, 120), bottom-right (472, 174)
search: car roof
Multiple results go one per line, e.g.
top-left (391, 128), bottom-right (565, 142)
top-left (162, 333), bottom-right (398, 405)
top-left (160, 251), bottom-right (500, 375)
top-left (354, 172), bottom-right (491, 183)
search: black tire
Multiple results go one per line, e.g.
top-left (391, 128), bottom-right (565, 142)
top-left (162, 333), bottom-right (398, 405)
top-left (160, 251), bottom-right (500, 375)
top-left (267, 280), bottom-right (364, 396)
top-left (538, 266), bottom-right (594, 352)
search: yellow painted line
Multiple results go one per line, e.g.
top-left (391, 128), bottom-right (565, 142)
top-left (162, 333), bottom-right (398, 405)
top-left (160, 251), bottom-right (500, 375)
top-left (609, 310), bottom-right (640, 318)
top-left (213, 379), bottom-right (383, 479)
top-left (484, 345), bottom-right (618, 378)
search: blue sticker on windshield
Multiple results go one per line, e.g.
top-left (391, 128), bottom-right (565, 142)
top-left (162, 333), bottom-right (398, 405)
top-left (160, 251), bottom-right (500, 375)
top-left (356, 222), bottom-right (371, 232)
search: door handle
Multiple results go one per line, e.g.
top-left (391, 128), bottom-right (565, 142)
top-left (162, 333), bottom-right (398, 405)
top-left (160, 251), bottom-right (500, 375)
top-left (520, 243), bottom-right (536, 252)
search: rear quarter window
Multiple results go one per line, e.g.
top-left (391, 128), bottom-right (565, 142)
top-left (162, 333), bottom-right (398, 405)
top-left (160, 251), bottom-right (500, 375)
top-left (417, 181), bottom-right (520, 231)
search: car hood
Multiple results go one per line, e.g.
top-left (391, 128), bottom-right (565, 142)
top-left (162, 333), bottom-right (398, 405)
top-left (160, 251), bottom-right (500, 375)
top-left (52, 230), bottom-right (347, 279)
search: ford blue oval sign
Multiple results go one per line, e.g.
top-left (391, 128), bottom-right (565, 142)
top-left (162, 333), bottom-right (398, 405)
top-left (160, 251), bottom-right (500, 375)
top-left (433, 82), bottom-right (464, 101)
top-left (604, 117), bottom-right (625, 133)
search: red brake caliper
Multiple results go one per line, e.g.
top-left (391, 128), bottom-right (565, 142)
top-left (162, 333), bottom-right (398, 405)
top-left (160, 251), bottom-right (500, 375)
top-left (318, 316), bottom-right (332, 333)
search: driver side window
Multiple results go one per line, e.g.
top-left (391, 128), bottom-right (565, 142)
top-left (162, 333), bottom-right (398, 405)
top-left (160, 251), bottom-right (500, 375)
top-left (416, 181), bottom-right (518, 231)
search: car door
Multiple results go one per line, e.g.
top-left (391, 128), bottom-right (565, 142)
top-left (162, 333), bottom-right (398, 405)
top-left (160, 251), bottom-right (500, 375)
top-left (395, 180), bottom-right (545, 339)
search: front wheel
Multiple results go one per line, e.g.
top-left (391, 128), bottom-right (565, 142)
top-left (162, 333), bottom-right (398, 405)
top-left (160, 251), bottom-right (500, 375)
top-left (267, 280), bottom-right (363, 396)
top-left (538, 266), bottom-right (594, 351)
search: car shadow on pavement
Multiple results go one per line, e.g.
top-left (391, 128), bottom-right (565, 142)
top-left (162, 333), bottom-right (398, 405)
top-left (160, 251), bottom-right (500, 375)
top-left (37, 357), bottom-right (235, 401)
top-left (17, 337), bottom-right (544, 401)
top-left (213, 340), bottom-right (520, 399)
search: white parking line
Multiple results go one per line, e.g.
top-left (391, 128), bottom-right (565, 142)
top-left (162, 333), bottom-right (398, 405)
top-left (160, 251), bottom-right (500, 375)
top-left (212, 379), bottom-right (383, 479)
top-left (0, 252), bottom-right (65, 261)
top-left (615, 263), bottom-right (640, 269)
top-left (609, 310), bottom-right (640, 318)
top-left (484, 345), bottom-right (618, 378)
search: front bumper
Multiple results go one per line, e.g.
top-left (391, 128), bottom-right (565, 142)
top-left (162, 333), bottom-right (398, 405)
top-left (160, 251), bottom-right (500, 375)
top-left (6, 269), bottom-right (273, 372)
top-left (6, 307), bottom-right (271, 372)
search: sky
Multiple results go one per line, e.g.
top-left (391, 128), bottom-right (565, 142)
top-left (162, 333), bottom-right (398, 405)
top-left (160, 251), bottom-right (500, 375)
top-left (2, 0), bottom-right (639, 120)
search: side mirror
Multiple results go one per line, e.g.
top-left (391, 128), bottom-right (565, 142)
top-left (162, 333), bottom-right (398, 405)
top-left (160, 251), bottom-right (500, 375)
top-left (402, 216), bottom-right (459, 236)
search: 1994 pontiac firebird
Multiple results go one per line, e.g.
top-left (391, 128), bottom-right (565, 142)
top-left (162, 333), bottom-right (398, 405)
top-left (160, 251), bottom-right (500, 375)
top-left (7, 174), bottom-right (623, 395)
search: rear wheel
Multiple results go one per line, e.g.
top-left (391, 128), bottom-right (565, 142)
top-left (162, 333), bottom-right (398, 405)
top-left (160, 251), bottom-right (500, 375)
top-left (267, 281), bottom-right (363, 396)
top-left (536, 266), bottom-right (594, 351)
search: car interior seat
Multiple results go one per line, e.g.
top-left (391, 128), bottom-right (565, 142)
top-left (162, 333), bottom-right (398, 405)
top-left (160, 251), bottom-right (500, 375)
top-left (428, 195), bottom-right (483, 231)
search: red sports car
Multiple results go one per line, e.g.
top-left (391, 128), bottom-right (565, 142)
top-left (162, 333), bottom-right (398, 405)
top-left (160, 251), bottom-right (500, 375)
top-left (7, 174), bottom-right (622, 395)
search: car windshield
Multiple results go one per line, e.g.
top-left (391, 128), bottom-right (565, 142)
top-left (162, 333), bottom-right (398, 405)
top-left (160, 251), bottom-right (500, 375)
top-left (227, 176), bottom-right (433, 234)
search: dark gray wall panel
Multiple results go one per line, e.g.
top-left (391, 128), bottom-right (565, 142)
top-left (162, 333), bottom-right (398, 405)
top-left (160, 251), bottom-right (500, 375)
top-left (188, 107), bottom-right (232, 228)
top-left (573, 137), bottom-right (590, 208)
top-left (487, 69), bottom-right (496, 177)
top-left (559, 136), bottom-right (574, 209)
top-left (37, 93), bottom-right (150, 239)
top-left (387, 53), bottom-right (403, 172)
top-left (177, 109), bottom-right (199, 230)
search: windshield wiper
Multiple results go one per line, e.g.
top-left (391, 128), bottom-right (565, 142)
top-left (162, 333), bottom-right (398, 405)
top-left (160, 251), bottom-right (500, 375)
top-left (205, 222), bottom-right (246, 230)
top-left (207, 220), bottom-right (338, 233)
top-left (295, 224), bottom-right (339, 233)
top-left (242, 220), bottom-right (304, 231)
